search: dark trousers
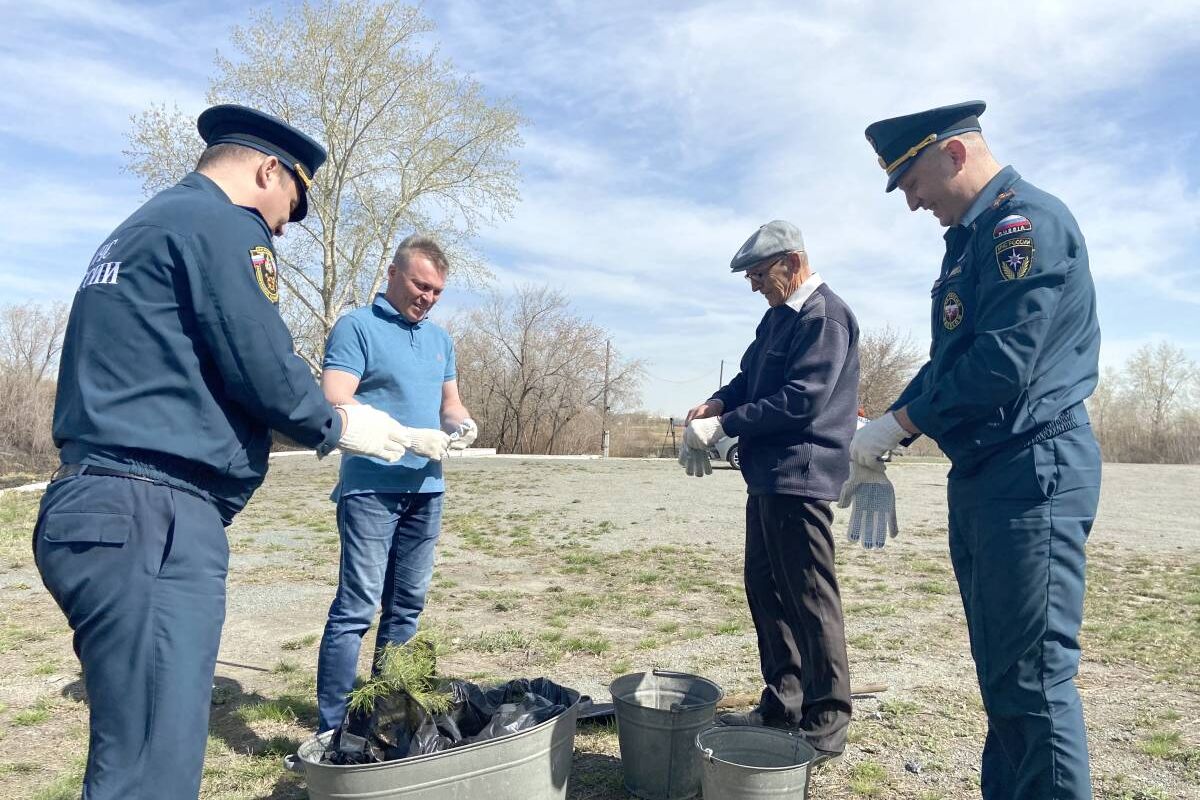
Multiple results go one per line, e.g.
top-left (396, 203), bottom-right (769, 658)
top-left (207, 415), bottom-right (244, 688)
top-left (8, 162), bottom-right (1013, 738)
top-left (34, 473), bottom-right (228, 800)
top-left (948, 426), bottom-right (1100, 800)
top-left (744, 494), bottom-right (852, 753)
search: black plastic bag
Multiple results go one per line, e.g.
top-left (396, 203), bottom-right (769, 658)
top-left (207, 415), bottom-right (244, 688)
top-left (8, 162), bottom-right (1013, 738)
top-left (327, 677), bottom-right (578, 764)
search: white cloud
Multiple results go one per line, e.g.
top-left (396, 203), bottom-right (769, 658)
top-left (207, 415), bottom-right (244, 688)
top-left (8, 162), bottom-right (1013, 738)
top-left (3, 0), bottom-right (1198, 416)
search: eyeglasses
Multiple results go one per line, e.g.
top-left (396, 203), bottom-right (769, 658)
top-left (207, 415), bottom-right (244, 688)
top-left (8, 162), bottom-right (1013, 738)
top-left (743, 257), bottom-right (784, 284)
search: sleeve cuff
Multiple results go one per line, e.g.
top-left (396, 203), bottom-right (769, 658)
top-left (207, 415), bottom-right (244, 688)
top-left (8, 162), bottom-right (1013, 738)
top-left (315, 406), bottom-right (344, 457)
top-left (902, 397), bottom-right (939, 440)
top-left (718, 411), bottom-right (741, 438)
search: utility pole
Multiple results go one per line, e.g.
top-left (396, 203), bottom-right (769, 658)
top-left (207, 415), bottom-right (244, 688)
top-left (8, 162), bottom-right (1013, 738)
top-left (601, 339), bottom-right (611, 457)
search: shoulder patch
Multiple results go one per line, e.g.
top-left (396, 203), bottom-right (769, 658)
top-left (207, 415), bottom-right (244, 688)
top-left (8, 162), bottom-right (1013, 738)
top-left (249, 246), bottom-right (279, 303)
top-left (995, 237), bottom-right (1034, 280)
top-left (993, 214), bottom-right (1032, 239)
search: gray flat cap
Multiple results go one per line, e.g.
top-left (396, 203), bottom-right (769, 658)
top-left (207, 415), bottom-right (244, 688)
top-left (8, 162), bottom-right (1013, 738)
top-left (730, 220), bottom-right (805, 272)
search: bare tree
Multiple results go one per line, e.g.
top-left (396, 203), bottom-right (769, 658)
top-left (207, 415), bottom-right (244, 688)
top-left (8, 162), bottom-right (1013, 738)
top-left (450, 286), bottom-right (643, 454)
top-left (0, 302), bottom-right (69, 383)
top-left (124, 0), bottom-right (522, 372)
top-left (1124, 341), bottom-right (1196, 443)
top-left (1089, 344), bottom-right (1200, 464)
top-left (0, 302), bottom-right (69, 473)
top-left (857, 325), bottom-right (925, 417)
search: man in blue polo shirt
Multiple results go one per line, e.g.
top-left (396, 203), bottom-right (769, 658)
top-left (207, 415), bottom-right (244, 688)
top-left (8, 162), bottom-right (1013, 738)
top-left (315, 234), bottom-right (477, 733)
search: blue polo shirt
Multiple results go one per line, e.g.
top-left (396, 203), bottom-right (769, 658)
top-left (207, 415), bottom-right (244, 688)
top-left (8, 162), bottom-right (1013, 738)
top-left (323, 294), bottom-right (456, 497)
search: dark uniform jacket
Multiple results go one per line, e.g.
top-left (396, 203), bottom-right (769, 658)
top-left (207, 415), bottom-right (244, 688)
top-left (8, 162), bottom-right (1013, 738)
top-left (712, 282), bottom-right (859, 500)
top-left (893, 166), bottom-right (1100, 476)
top-left (53, 172), bottom-right (341, 521)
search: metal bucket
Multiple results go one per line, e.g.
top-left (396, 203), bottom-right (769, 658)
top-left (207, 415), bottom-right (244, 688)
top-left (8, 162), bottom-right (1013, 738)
top-left (695, 725), bottom-right (816, 799)
top-left (610, 669), bottom-right (724, 800)
top-left (285, 691), bottom-right (580, 800)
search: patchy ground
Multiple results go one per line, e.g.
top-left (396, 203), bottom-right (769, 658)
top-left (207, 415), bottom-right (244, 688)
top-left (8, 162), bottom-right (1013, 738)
top-left (0, 456), bottom-right (1196, 799)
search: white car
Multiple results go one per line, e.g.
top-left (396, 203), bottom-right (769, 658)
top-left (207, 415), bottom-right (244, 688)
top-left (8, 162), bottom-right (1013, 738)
top-left (709, 436), bottom-right (740, 469)
top-left (709, 415), bottom-right (868, 471)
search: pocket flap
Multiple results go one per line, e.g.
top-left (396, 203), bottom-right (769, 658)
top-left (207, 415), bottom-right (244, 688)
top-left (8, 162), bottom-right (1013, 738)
top-left (41, 512), bottom-right (133, 545)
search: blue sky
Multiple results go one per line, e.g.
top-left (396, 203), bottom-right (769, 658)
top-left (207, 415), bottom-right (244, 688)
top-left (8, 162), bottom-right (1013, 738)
top-left (2, 1), bottom-right (1199, 416)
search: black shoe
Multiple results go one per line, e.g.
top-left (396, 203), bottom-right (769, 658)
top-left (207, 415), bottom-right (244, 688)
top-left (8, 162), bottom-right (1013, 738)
top-left (810, 748), bottom-right (844, 769)
top-left (716, 707), bottom-right (799, 731)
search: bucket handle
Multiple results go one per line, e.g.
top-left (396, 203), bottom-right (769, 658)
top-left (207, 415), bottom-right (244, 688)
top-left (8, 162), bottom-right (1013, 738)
top-left (652, 669), bottom-right (718, 714)
top-left (652, 668), bottom-right (694, 679)
top-left (283, 753), bottom-right (303, 774)
top-left (700, 746), bottom-right (715, 764)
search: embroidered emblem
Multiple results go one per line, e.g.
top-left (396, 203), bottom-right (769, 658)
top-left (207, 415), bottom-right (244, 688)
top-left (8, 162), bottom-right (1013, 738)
top-left (995, 237), bottom-right (1034, 280)
top-left (993, 214), bottom-right (1032, 239)
top-left (249, 246), bottom-right (279, 303)
top-left (942, 291), bottom-right (964, 331)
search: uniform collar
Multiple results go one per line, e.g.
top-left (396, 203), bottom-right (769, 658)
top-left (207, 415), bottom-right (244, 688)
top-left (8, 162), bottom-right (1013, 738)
top-left (373, 292), bottom-right (423, 328)
top-left (957, 165), bottom-right (1020, 230)
top-left (783, 271), bottom-right (824, 312)
top-left (182, 171), bottom-right (272, 232)
top-left (181, 171), bottom-right (231, 200)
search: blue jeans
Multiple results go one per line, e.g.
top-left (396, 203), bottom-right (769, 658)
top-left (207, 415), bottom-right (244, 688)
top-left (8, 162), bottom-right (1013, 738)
top-left (316, 492), bottom-right (444, 732)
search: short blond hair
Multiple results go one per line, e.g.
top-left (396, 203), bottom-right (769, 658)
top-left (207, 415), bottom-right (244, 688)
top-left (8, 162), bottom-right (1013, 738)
top-left (392, 234), bottom-right (449, 275)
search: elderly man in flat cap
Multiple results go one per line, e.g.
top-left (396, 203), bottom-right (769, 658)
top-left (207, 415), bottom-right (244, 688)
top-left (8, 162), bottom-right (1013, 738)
top-left (849, 101), bottom-right (1101, 799)
top-left (35, 104), bottom-right (448, 799)
top-left (683, 221), bottom-right (859, 764)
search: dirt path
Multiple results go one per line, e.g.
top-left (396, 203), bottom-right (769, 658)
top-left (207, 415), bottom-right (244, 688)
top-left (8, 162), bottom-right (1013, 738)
top-left (0, 457), bottom-right (1195, 799)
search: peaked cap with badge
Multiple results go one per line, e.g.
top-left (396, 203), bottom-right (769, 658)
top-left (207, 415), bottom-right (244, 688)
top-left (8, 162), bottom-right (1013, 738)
top-left (864, 100), bottom-right (986, 192)
top-left (198, 104), bottom-right (328, 222)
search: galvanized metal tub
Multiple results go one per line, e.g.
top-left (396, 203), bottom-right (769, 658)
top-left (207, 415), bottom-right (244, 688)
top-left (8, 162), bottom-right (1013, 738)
top-left (287, 691), bottom-right (581, 800)
top-left (695, 725), bottom-right (816, 799)
top-left (610, 669), bottom-right (724, 800)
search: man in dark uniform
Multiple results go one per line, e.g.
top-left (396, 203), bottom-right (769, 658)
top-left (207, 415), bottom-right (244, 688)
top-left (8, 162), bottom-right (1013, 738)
top-left (683, 220), bottom-right (859, 764)
top-left (34, 105), bottom-right (433, 799)
top-left (853, 101), bottom-right (1102, 799)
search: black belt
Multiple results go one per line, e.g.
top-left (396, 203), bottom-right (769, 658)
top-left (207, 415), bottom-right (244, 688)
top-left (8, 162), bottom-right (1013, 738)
top-left (52, 464), bottom-right (157, 484)
top-left (51, 463), bottom-right (212, 504)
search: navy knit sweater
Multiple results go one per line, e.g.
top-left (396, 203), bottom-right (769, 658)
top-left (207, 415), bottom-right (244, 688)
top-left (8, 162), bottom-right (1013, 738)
top-left (712, 283), bottom-right (859, 500)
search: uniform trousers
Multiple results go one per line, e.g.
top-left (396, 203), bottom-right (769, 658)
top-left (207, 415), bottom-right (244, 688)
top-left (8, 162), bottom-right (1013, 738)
top-left (947, 425), bottom-right (1101, 800)
top-left (744, 494), bottom-right (852, 754)
top-left (34, 471), bottom-right (228, 800)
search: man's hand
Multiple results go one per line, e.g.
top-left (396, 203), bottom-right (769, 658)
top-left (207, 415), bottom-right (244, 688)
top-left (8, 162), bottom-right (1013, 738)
top-left (405, 428), bottom-right (452, 461)
top-left (449, 418), bottom-right (478, 450)
top-left (849, 412), bottom-right (907, 467)
top-left (837, 461), bottom-right (899, 549)
top-left (336, 404), bottom-right (409, 462)
top-left (685, 417), bottom-right (726, 450)
top-left (685, 399), bottom-right (724, 424)
top-left (677, 440), bottom-right (712, 477)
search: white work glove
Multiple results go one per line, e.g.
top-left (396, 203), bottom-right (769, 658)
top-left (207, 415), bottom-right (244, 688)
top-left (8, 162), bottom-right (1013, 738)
top-left (404, 427), bottom-right (452, 461)
top-left (336, 404), bottom-right (409, 463)
top-left (849, 412), bottom-right (907, 467)
top-left (685, 417), bottom-right (725, 450)
top-left (448, 419), bottom-right (478, 450)
top-left (677, 440), bottom-right (712, 477)
top-left (837, 461), bottom-right (898, 549)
